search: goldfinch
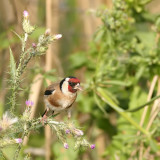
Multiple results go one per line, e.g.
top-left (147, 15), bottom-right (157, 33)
top-left (42, 76), bottom-right (82, 120)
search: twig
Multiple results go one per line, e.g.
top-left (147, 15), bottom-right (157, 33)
top-left (126, 94), bottom-right (160, 112)
top-left (129, 76), bottom-right (158, 159)
top-left (146, 102), bottom-right (160, 131)
top-left (150, 78), bottom-right (160, 116)
top-left (140, 78), bottom-right (160, 159)
top-left (13, 132), bottom-right (28, 160)
top-left (127, 76), bottom-right (158, 113)
top-left (139, 142), bottom-right (144, 160)
top-left (143, 146), bottom-right (150, 159)
top-left (24, 147), bottom-right (45, 156)
top-left (45, 1), bottom-right (53, 159)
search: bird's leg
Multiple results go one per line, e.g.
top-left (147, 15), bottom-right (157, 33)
top-left (67, 109), bottom-right (71, 120)
top-left (42, 109), bottom-right (47, 117)
top-left (41, 109), bottom-right (48, 125)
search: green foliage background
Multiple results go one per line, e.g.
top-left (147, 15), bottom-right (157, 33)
top-left (0, 0), bottom-right (160, 159)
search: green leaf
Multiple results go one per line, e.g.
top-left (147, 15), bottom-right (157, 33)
top-left (97, 87), bottom-right (123, 112)
top-left (43, 74), bottom-right (56, 82)
top-left (77, 94), bottom-right (94, 113)
top-left (94, 92), bottom-right (108, 118)
top-left (52, 139), bottom-right (79, 160)
top-left (100, 80), bottom-right (131, 87)
top-left (69, 52), bottom-right (87, 69)
top-left (149, 139), bottom-right (158, 152)
top-left (97, 87), bottom-right (150, 136)
top-left (9, 47), bottom-right (16, 79)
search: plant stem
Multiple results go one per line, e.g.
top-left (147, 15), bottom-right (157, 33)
top-left (13, 132), bottom-right (27, 160)
top-left (127, 94), bottom-right (160, 112)
top-left (97, 87), bottom-right (150, 137)
top-left (0, 150), bottom-right (8, 160)
top-left (10, 34), bottom-right (29, 112)
top-left (10, 53), bottom-right (32, 112)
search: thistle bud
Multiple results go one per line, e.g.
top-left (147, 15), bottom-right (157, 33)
top-left (65, 129), bottom-right (70, 134)
top-left (74, 129), bottom-right (84, 136)
top-left (45, 29), bottom-right (51, 36)
top-left (54, 34), bottom-right (62, 40)
top-left (90, 144), bottom-right (95, 149)
top-left (15, 138), bottom-right (23, 144)
top-left (23, 11), bottom-right (29, 18)
top-left (25, 100), bottom-right (34, 107)
top-left (64, 143), bottom-right (69, 149)
top-left (32, 43), bottom-right (37, 48)
top-left (22, 11), bottom-right (35, 34)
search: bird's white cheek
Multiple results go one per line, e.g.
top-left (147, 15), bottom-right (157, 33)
top-left (61, 81), bottom-right (68, 93)
top-left (65, 78), bottom-right (70, 81)
top-left (62, 81), bottom-right (75, 96)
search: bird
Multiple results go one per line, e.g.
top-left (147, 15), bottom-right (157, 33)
top-left (42, 76), bottom-right (82, 121)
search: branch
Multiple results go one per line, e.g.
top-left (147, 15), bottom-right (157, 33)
top-left (126, 94), bottom-right (160, 112)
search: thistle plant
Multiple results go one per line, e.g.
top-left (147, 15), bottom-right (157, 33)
top-left (9, 11), bottom-right (62, 113)
top-left (0, 11), bottom-right (95, 160)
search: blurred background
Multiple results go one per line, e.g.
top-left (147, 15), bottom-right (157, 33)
top-left (0, 0), bottom-right (160, 160)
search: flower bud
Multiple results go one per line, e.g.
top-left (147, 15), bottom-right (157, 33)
top-left (22, 17), bottom-right (35, 34)
top-left (32, 43), bottom-right (37, 48)
top-left (64, 143), bottom-right (69, 149)
top-left (25, 100), bottom-right (34, 107)
top-left (54, 34), bottom-right (62, 40)
top-left (23, 11), bottom-right (29, 18)
top-left (38, 46), bottom-right (47, 53)
top-left (74, 129), bottom-right (84, 136)
top-left (45, 29), bottom-right (51, 36)
top-left (15, 138), bottom-right (23, 144)
top-left (90, 144), bottom-right (95, 149)
top-left (65, 129), bottom-right (70, 134)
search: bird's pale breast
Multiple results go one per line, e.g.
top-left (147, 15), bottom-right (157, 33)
top-left (46, 90), bottom-right (76, 111)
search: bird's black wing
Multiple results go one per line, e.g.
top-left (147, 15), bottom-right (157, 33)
top-left (44, 89), bottom-right (55, 95)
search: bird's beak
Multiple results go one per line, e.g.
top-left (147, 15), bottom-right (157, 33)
top-left (74, 83), bottom-right (83, 91)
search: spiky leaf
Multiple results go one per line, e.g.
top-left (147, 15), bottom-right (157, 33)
top-left (9, 47), bottom-right (16, 80)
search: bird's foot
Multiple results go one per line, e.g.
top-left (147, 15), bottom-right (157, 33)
top-left (40, 115), bottom-right (48, 125)
top-left (68, 116), bottom-right (71, 121)
top-left (67, 116), bottom-right (72, 125)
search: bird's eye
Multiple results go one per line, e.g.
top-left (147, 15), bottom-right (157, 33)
top-left (69, 82), bottom-right (72, 85)
top-left (69, 82), bottom-right (75, 86)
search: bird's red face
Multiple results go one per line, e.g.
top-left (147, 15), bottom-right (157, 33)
top-left (68, 78), bottom-right (82, 93)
